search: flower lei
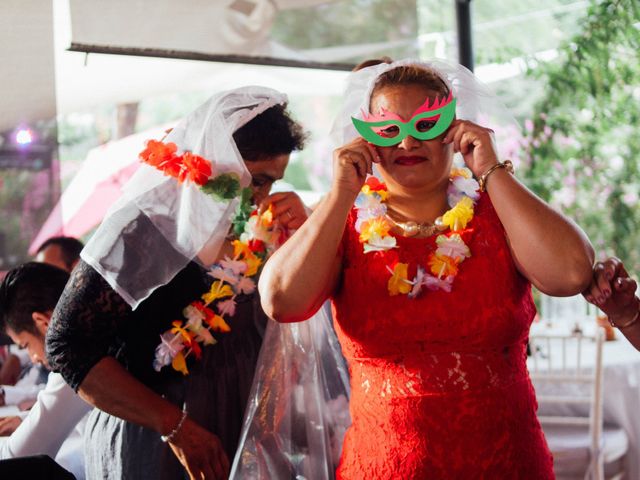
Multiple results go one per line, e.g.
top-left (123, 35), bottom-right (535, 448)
top-left (354, 165), bottom-right (480, 298)
top-left (139, 139), bottom-right (283, 375)
top-left (139, 139), bottom-right (243, 201)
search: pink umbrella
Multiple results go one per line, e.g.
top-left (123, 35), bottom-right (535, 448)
top-left (29, 124), bottom-right (173, 253)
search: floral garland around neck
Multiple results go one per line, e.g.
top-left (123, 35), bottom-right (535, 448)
top-left (354, 165), bottom-right (480, 298)
top-left (140, 139), bottom-right (284, 375)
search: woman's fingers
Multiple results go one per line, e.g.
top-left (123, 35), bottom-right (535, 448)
top-left (365, 142), bottom-right (381, 164)
top-left (595, 263), bottom-right (613, 301)
top-left (587, 262), bottom-right (607, 303)
top-left (615, 276), bottom-right (637, 294)
top-left (442, 119), bottom-right (462, 144)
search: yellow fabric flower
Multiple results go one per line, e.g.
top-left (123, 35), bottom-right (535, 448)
top-left (259, 205), bottom-right (274, 228)
top-left (428, 253), bottom-right (459, 278)
top-left (359, 217), bottom-right (392, 243)
top-left (232, 239), bottom-right (252, 259)
top-left (442, 196), bottom-right (474, 231)
top-left (243, 252), bottom-right (262, 277)
top-left (388, 263), bottom-right (412, 296)
top-left (202, 281), bottom-right (234, 305)
top-left (172, 351), bottom-right (189, 375)
top-left (361, 185), bottom-right (389, 201)
top-left (450, 167), bottom-right (472, 179)
top-left (170, 320), bottom-right (191, 342)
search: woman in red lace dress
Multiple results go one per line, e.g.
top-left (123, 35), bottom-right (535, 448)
top-left (259, 59), bottom-right (595, 478)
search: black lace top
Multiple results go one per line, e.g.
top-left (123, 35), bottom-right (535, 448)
top-left (45, 259), bottom-right (210, 391)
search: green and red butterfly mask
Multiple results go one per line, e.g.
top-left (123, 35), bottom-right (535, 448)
top-left (351, 92), bottom-right (456, 147)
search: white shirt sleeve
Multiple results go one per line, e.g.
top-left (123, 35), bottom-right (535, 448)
top-left (7, 346), bottom-right (31, 367)
top-left (0, 372), bottom-right (92, 460)
top-left (2, 383), bottom-right (46, 406)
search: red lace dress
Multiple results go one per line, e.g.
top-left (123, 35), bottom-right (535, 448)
top-left (331, 193), bottom-right (554, 479)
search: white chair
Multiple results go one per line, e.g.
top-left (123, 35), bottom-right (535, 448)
top-left (528, 327), bottom-right (628, 480)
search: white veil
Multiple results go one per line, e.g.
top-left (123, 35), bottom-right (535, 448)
top-left (81, 86), bottom-right (287, 309)
top-left (331, 58), bottom-right (519, 158)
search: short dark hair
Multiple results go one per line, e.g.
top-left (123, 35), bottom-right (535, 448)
top-left (0, 262), bottom-right (70, 335)
top-left (233, 104), bottom-right (307, 161)
top-left (36, 236), bottom-right (84, 270)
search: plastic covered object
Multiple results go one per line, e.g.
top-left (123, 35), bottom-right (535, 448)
top-left (230, 303), bottom-right (351, 479)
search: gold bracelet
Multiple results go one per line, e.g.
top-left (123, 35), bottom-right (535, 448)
top-left (478, 160), bottom-right (514, 192)
top-left (608, 297), bottom-right (640, 329)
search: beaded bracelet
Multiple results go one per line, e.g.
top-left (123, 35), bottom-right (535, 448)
top-left (161, 407), bottom-right (188, 443)
top-left (478, 160), bottom-right (514, 192)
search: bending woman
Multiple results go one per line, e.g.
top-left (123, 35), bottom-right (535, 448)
top-left (46, 87), bottom-right (307, 480)
top-left (259, 59), bottom-right (594, 478)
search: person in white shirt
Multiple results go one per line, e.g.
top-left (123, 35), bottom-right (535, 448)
top-left (0, 237), bottom-right (84, 412)
top-left (0, 262), bottom-right (91, 479)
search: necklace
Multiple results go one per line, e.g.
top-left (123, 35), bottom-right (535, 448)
top-left (384, 208), bottom-right (447, 238)
top-left (354, 167), bottom-right (480, 298)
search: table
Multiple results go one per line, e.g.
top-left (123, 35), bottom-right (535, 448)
top-left (529, 322), bottom-right (640, 479)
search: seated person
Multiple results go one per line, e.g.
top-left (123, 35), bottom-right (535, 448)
top-left (0, 344), bottom-right (21, 385)
top-left (35, 236), bottom-right (84, 273)
top-left (0, 348), bottom-right (47, 410)
top-left (0, 262), bottom-right (91, 480)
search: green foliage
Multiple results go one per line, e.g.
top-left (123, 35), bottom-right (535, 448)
top-left (522, 0), bottom-right (640, 273)
top-left (232, 188), bottom-right (254, 237)
top-left (272, 0), bottom-right (419, 62)
top-left (201, 173), bottom-right (241, 201)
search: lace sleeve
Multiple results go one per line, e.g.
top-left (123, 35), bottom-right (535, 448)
top-left (45, 260), bottom-right (131, 391)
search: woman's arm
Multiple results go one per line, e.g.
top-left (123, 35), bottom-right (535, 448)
top-left (485, 169), bottom-right (594, 295)
top-left (259, 137), bottom-right (376, 322)
top-left (444, 121), bottom-right (594, 295)
top-left (45, 261), bottom-right (229, 479)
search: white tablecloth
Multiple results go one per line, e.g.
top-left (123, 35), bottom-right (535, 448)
top-left (529, 323), bottom-right (640, 479)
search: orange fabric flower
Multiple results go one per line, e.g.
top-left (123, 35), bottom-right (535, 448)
top-left (359, 217), bottom-right (392, 243)
top-left (172, 351), bottom-right (189, 375)
top-left (388, 262), bottom-right (412, 296)
top-left (181, 152), bottom-right (212, 186)
top-left (139, 140), bottom-right (178, 168)
top-left (428, 253), bottom-right (459, 278)
top-left (204, 313), bottom-right (231, 333)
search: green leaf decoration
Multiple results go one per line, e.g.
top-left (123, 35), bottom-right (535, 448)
top-left (200, 173), bottom-right (241, 201)
top-left (232, 188), bottom-right (254, 237)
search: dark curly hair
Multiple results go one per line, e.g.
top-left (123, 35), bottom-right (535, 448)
top-left (233, 103), bottom-right (307, 161)
top-left (0, 262), bottom-right (70, 335)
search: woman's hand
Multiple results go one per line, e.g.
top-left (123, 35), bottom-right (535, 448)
top-left (332, 137), bottom-right (379, 198)
top-left (584, 257), bottom-right (639, 327)
top-left (442, 120), bottom-right (499, 178)
top-left (259, 191), bottom-right (309, 230)
top-left (168, 417), bottom-right (230, 480)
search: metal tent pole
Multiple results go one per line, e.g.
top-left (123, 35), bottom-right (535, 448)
top-left (455, 0), bottom-right (474, 71)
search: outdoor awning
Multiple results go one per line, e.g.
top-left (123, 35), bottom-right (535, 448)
top-left (67, 0), bottom-right (419, 70)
